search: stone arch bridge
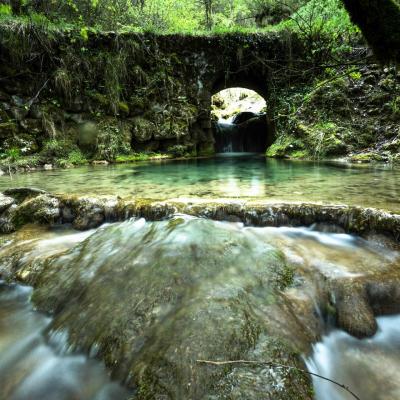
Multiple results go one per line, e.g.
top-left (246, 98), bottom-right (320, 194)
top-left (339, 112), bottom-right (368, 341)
top-left (0, 30), bottom-right (307, 156)
top-left (151, 33), bottom-right (306, 154)
top-left (1, 1), bottom-right (399, 157)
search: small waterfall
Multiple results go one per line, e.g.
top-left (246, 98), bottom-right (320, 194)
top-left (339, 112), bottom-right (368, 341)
top-left (213, 112), bottom-right (269, 153)
top-left (1, 217), bottom-right (399, 399)
top-left (214, 119), bottom-right (241, 153)
top-left (306, 315), bottom-right (400, 400)
top-left (0, 281), bottom-right (131, 400)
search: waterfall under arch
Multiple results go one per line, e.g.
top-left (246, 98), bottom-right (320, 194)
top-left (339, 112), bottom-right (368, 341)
top-left (211, 87), bottom-right (274, 153)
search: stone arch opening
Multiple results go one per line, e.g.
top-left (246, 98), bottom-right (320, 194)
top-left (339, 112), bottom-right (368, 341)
top-left (211, 84), bottom-right (274, 153)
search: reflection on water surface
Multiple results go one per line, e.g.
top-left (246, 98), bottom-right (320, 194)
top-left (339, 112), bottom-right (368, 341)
top-left (0, 154), bottom-right (399, 211)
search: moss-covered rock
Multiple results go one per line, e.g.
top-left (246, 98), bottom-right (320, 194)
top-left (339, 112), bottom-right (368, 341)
top-left (132, 117), bottom-right (154, 142)
top-left (166, 144), bottom-right (194, 157)
top-left (0, 194), bottom-right (15, 213)
top-left (3, 187), bottom-right (47, 203)
top-left (94, 119), bottom-right (131, 161)
top-left (0, 121), bottom-right (18, 138)
top-left (271, 65), bottom-right (400, 161)
top-left (309, 122), bottom-right (348, 157)
top-left (9, 194), bottom-right (60, 230)
top-left (117, 101), bottom-right (130, 116)
top-left (8, 216), bottom-right (312, 398)
top-left (350, 152), bottom-right (386, 163)
top-left (266, 135), bottom-right (308, 158)
top-left (197, 141), bottom-right (215, 156)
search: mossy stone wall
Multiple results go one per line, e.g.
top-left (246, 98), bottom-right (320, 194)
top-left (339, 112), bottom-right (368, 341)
top-left (0, 28), bottom-right (304, 166)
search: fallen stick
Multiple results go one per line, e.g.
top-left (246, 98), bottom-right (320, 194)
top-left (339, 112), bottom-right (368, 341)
top-left (196, 359), bottom-right (361, 400)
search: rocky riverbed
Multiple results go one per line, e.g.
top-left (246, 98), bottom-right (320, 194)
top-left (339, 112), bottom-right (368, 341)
top-left (1, 188), bottom-right (400, 399)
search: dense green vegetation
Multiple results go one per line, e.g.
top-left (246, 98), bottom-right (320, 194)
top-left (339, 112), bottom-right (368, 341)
top-left (1, 0), bottom-right (356, 36)
top-left (0, 0), bottom-right (399, 170)
top-left (1, 4), bottom-right (400, 399)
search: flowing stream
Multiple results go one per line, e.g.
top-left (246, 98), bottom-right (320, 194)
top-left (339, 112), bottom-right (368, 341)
top-left (307, 315), bottom-right (400, 400)
top-left (0, 280), bottom-right (131, 400)
top-left (0, 216), bottom-right (400, 399)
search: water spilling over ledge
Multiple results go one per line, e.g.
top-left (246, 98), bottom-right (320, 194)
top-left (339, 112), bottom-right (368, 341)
top-left (1, 188), bottom-right (400, 239)
top-left (0, 144), bottom-right (400, 400)
top-left (1, 189), bottom-right (400, 398)
top-left (1, 213), bottom-right (400, 399)
top-left (0, 281), bottom-right (131, 400)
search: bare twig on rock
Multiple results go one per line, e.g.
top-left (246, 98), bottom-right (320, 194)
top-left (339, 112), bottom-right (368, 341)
top-left (196, 359), bottom-right (361, 400)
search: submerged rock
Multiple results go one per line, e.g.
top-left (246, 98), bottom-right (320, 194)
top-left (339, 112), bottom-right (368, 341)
top-left (3, 187), bottom-right (47, 203)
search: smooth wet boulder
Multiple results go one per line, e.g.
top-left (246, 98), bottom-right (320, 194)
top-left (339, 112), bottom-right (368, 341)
top-left (3, 207), bottom-right (400, 395)
top-left (9, 216), bottom-right (312, 399)
top-left (367, 279), bottom-right (400, 316)
top-left (333, 281), bottom-right (378, 338)
top-left (60, 196), bottom-right (121, 230)
top-left (317, 261), bottom-right (400, 338)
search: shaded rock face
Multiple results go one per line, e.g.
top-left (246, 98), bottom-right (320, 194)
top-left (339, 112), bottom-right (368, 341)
top-left (342, 0), bottom-right (400, 62)
top-left (231, 111), bottom-right (259, 124)
top-left (214, 114), bottom-right (274, 153)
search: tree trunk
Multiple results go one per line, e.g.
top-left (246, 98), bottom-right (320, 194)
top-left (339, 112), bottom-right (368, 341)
top-left (9, 0), bottom-right (22, 15)
top-left (342, 0), bottom-right (400, 62)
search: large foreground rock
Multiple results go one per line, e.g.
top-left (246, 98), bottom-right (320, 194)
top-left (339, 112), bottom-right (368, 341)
top-left (0, 216), bottom-right (312, 399)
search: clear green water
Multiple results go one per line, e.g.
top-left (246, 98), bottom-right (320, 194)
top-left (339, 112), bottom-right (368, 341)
top-left (1, 154), bottom-right (400, 210)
